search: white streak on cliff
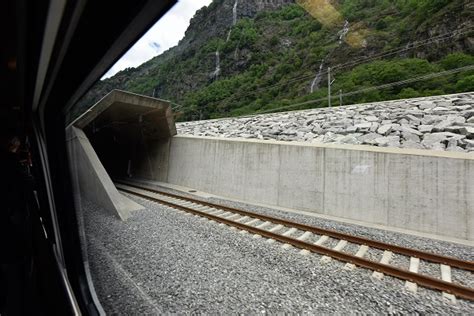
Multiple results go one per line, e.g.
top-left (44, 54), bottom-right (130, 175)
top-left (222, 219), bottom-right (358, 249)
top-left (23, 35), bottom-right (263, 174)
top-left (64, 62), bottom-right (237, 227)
top-left (232, 0), bottom-right (238, 25)
top-left (211, 50), bottom-right (221, 79)
top-left (310, 20), bottom-right (350, 93)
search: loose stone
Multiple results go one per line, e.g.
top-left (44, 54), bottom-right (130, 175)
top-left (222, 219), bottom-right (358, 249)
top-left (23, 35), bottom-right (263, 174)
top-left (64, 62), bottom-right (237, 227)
top-left (176, 93), bottom-right (474, 153)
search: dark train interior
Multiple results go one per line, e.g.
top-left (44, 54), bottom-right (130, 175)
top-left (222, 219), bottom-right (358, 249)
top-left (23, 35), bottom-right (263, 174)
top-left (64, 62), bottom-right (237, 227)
top-left (0, 0), bottom-right (175, 314)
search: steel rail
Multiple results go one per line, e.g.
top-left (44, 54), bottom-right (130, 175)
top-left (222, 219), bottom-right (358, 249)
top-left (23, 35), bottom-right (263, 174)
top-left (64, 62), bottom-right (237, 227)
top-left (115, 180), bottom-right (474, 272)
top-left (118, 185), bottom-right (474, 301)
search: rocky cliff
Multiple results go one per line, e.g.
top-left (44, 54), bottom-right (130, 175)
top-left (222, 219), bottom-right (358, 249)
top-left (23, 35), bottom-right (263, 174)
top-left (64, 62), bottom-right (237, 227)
top-left (74, 0), bottom-right (474, 122)
top-left (181, 0), bottom-right (294, 48)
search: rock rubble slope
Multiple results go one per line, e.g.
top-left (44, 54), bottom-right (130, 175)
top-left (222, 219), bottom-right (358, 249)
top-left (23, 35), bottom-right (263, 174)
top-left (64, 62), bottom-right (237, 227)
top-left (177, 93), bottom-right (474, 153)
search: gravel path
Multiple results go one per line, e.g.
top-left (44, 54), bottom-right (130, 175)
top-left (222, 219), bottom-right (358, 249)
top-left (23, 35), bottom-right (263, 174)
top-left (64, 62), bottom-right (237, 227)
top-left (83, 191), bottom-right (474, 314)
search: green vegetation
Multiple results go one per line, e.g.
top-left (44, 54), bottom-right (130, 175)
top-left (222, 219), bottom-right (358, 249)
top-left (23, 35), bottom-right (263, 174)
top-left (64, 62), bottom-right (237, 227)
top-left (184, 54), bottom-right (473, 118)
top-left (76, 0), bottom-right (473, 122)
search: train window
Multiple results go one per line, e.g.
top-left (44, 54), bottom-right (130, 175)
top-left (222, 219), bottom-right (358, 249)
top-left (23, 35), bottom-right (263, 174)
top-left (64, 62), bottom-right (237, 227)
top-left (66, 0), bottom-right (474, 314)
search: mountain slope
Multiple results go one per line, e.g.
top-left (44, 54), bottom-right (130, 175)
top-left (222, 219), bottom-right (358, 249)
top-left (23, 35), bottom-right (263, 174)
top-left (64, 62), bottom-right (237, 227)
top-left (75, 0), bottom-right (474, 121)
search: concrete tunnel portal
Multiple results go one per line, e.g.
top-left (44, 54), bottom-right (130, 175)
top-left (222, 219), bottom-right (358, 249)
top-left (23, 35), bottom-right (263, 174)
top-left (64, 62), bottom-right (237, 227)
top-left (66, 89), bottom-right (474, 240)
top-left (67, 89), bottom-right (177, 219)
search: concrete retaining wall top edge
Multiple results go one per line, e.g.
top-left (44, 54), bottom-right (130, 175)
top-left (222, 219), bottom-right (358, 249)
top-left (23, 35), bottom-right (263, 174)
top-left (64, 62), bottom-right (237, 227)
top-left (173, 135), bottom-right (474, 160)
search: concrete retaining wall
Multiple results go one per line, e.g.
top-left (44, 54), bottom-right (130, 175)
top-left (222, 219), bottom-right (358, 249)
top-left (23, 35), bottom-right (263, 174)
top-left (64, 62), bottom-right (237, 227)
top-left (153, 135), bottom-right (473, 240)
top-left (66, 127), bottom-right (143, 220)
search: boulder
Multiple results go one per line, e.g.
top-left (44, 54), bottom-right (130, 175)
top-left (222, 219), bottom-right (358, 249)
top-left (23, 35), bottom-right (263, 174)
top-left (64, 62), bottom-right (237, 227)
top-left (434, 101), bottom-right (452, 107)
top-left (402, 131), bottom-right (420, 142)
top-left (418, 124), bottom-right (433, 133)
top-left (339, 135), bottom-right (360, 145)
top-left (455, 105), bottom-right (472, 111)
top-left (422, 133), bottom-right (448, 146)
top-left (422, 132), bottom-right (465, 147)
top-left (417, 101), bottom-right (436, 110)
top-left (406, 110), bottom-right (423, 117)
top-left (432, 106), bottom-right (449, 112)
top-left (355, 122), bottom-right (372, 132)
top-left (365, 115), bottom-right (379, 122)
top-left (377, 124), bottom-right (393, 135)
top-left (303, 132), bottom-right (315, 140)
top-left (463, 139), bottom-right (474, 150)
top-left (405, 114), bottom-right (421, 125)
top-left (453, 100), bottom-right (473, 106)
top-left (422, 115), bottom-right (443, 125)
top-left (463, 110), bottom-right (474, 119)
top-left (423, 141), bottom-right (446, 151)
top-left (239, 133), bottom-right (254, 138)
top-left (465, 126), bottom-right (474, 138)
top-left (401, 140), bottom-right (424, 149)
top-left (281, 129), bottom-right (297, 136)
top-left (357, 133), bottom-right (381, 144)
top-left (400, 125), bottom-right (423, 136)
top-left (444, 126), bottom-right (473, 137)
top-left (446, 115), bottom-right (466, 124)
top-left (432, 120), bottom-right (453, 132)
top-left (374, 136), bottom-right (400, 147)
top-left (322, 132), bottom-right (339, 143)
top-left (370, 122), bottom-right (380, 132)
top-left (343, 126), bottom-right (358, 134)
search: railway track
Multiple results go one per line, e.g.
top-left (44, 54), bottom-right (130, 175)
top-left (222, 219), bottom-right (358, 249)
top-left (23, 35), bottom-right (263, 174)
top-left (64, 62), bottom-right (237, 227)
top-left (115, 181), bottom-right (474, 302)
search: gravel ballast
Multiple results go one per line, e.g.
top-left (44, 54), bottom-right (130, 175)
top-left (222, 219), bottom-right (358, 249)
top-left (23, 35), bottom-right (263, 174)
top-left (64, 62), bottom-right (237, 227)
top-left (83, 189), bottom-right (474, 314)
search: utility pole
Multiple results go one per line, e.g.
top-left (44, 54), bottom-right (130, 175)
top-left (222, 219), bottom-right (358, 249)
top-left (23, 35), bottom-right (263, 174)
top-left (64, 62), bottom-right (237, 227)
top-left (327, 67), bottom-right (335, 107)
top-left (339, 89), bottom-right (342, 106)
top-left (328, 67), bottom-right (331, 107)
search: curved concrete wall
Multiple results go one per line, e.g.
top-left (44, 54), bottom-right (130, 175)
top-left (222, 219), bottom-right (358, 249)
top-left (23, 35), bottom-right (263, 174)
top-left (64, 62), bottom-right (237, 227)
top-left (159, 136), bottom-right (473, 240)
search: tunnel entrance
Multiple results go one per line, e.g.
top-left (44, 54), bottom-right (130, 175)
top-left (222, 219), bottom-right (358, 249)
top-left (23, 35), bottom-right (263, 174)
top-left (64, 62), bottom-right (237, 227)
top-left (67, 89), bottom-right (176, 219)
top-left (75, 90), bottom-right (176, 180)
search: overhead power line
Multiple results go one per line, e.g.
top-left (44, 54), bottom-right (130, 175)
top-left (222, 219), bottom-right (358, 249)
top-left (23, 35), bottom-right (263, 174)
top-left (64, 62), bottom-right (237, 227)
top-left (332, 26), bottom-right (474, 71)
top-left (166, 6), bottom-right (473, 118)
top-left (209, 26), bottom-right (474, 109)
top-left (174, 64), bottom-right (473, 127)
top-left (254, 64), bottom-right (474, 114)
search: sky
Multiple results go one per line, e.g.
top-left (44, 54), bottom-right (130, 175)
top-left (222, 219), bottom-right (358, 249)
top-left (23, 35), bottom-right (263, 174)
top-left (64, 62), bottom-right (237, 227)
top-left (102, 0), bottom-right (213, 79)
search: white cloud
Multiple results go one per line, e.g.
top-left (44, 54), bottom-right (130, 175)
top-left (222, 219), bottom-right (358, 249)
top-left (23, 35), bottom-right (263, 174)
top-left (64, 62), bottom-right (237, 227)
top-left (102, 0), bottom-right (212, 79)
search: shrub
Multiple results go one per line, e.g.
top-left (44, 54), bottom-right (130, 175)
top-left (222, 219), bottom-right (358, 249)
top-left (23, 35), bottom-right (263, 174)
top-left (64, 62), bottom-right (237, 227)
top-left (455, 75), bottom-right (474, 92)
